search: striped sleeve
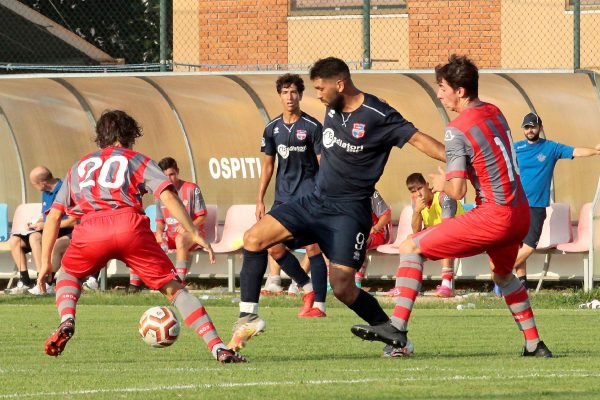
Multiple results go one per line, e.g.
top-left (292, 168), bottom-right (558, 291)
top-left (439, 192), bottom-right (458, 219)
top-left (155, 199), bottom-right (165, 223)
top-left (445, 127), bottom-right (469, 180)
top-left (192, 184), bottom-right (207, 218)
top-left (143, 158), bottom-right (174, 198)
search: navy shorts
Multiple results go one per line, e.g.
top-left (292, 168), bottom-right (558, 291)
top-left (268, 193), bottom-right (372, 269)
top-left (522, 207), bottom-right (546, 248)
top-left (13, 227), bottom-right (72, 252)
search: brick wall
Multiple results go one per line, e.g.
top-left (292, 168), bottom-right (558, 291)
top-left (198, 0), bottom-right (288, 68)
top-left (408, 0), bottom-right (501, 69)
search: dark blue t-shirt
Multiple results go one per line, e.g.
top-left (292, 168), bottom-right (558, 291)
top-left (42, 179), bottom-right (68, 221)
top-left (261, 112), bottom-right (322, 203)
top-left (514, 138), bottom-right (574, 207)
top-left (316, 93), bottom-right (418, 200)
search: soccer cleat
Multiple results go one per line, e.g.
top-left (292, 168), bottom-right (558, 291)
top-left (297, 291), bottom-right (315, 317)
top-left (522, 340), bottom-right (553, 358)
top-left (27, 283), bottom-right (55, 296)
top-left (383, 339), bottom-right (414, 358)
top-left (287, 282), bottom-right (300, 297)
top-left (216, 348), bottom-right (247, 363)
top-left (435, 285), bottom-right (454, 298)
top-left (82, 277), bottom-right (98, 291)
top-left (227, 314), bottom-right (266, 351)
top-left (45, 318), bottom-right (75, 356)
top-left (298, 307), bottom-right (326, 318)
top-left (260, 278), bottom-right (284, 296)
top-left (4, 280), bottom-right (33, 295)
top-left (351, 321), bottom-right (408, 348)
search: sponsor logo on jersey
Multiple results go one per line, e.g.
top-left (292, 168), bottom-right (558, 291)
top-left (277, 144), bottom-right (307, 159)
top-left (444, 129), bottom-right (455, 141)
top-left (328, 109), bottom-right (335, 118)
top-left (516, 144), bottom-right (526, 150)
top-left (536, 153), bottom-right (546, 162)
top-left (183, 199), bottom-right (189, 206)
top-left (352, 123), bottom-right (365, 139)
top-left (261, 137), bottom-right (265, 147)
top-left (273, 127), bottom-right (279, 135)
top-left (322, 128), bottom-right (364, 153)
top-left (296, 130), bottom-right (307, 141)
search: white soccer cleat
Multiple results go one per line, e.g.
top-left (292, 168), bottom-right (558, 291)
top-left (227, 314), bottom-right (266, 351)
top-left (5, 280), bottom-right (33, 295)
top-left (27, 283), bottom-right (55, 296)
top-left (82, 277), bottom-right (99, 291)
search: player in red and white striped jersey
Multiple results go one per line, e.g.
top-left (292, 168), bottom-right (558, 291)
top-left (353, 55), bottom-right (552, 358)
top-left (37, 110), bottom-right (245, 363)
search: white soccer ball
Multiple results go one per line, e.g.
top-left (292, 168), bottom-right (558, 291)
top-left (138, 306), bottom-right (180, 348)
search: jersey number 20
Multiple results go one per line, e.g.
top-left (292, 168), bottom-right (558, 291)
top-left (78, 156), bottom-right (128, 189)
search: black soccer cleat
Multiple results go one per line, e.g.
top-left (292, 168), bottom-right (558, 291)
top-left (522, 340), bottom-right (553, 358)
top-left (351, 321), bottom-right (407, 348)
top-left (216, 348), bottom-right (247, 363)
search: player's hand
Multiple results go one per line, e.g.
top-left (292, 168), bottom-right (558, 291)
top-left (28, 221), bottom-right (44, 231)
top-left (255, 202), bottom-right (266, 221)
top-left (175, 225), bottom-right (187, 235)
top-left (155, 232), bottom-right (163, 244)
top-left (203, 244), bottom-right (216, 264)
top-left (429, 166), bottom-right (446, 193)
top-left (414, 197), bottom-right (426, 212)
top-left (36, 268), bottom-right (49, 294)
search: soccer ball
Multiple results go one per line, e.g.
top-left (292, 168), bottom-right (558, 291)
top-left (138, 306), bottom-right (180, 348)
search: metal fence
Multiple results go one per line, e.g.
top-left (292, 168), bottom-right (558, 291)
top-left (1, 0), bottom-right (599, 73)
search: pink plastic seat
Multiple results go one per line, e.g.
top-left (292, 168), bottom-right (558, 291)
top-left (203, 204), bottom-right (218, 244)
top-left (536, 203), bottom-right (573, 250)
top-left (377, 205), bottom-right (413, 254)
top-left (557, 203), bottom-right (592, 253)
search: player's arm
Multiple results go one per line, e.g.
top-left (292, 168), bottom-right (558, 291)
top-left (573, 144), bottom-right (600, 157)
top-left (411, 203), bottom-right (425, 233)
top-left (59, 215), bottom-right (77, 229)
top-left (408, 132), bottom-right (446, 162)
top-left (440, 193), bottom-right (458, 219)
top-left (193, 214), bottom-right (206, 228)
top-left (256, 155), bottom-right (275, 221)
top-left (38, 208), bottom-right (63, 292)
top-left (160, 190), bottom-right (215, 263)
top-left (431, 166), bottom-right (467, 200)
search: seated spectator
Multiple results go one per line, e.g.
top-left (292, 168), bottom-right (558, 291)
top-left (6, 166), bottom-right (76, 295)
top-left (354, 189), bottom-right (392, 288)
top-left (406, 172), bottom-right (463, 297)
top-left (128, 157), bottom-right (207, 292)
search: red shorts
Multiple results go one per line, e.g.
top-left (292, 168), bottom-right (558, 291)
top-left (413, 202), bottom-right (530, 275)
top-left (368, 231), bottom-right (388, 250)
top-left (61, 208), bottom-right (177, 290)
top-left (164, 225), bottom-right (205, 251)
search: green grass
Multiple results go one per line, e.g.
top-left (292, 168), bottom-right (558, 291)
top-left (1, 291), bottom-right (600, 399)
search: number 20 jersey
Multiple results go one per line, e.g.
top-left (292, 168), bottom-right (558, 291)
top-left (444, 102), bottom-right (527, 207)
top-left (52, 146), bottom-right (173, 217)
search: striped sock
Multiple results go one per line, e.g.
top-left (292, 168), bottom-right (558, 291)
top-left (391, 253), bottom-right (424, 331)
top-left (129, 273), bottom-right (141, 287)
top-left (55, 273), bottom-right (82, 323)
top-left (441, 265), bottom-right (454, 287)
top-left (500, 275), bottom-right (540, 352)
top-left (172, 288), bottom-right (226, 359)
top-left (355, 264), bottom-right (367, 283)
top-left (175, 259), bottom-right (190, 282)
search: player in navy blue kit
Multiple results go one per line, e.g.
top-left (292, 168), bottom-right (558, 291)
top-left (228, 58), bottom-right (445, 351)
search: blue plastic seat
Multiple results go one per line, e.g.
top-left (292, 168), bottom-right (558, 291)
top-left (0, 203), bottom-right (8, 242)
top-left (144, 204), bottom-right (157, 232)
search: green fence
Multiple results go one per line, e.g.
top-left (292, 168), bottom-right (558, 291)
top-left (1, 0), bottom-right (600, 73)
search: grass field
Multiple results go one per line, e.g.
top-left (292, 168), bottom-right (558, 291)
top-left (2, 290), bottom-right (600, 399)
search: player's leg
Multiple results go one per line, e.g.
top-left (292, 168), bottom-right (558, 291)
top-left (513, 207), bottom-right (546, 289)
top-left (435, 258), bottom-right (455, 297)
top-left (7, 235), bottom-right (33, 292)
top-left (174, 231), bottom-right (194, 284)
top-left (490, 247), bottom-right (552, 357)
top-left (306, 243), bottom-right (327, 316)
top-left (29, 234), bottom-right (69, 296)
top-left (28, 231), bottom-right (43, 274)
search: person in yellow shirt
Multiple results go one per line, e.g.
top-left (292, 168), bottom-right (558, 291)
top-left (406, 173), bottom-right (464, 297)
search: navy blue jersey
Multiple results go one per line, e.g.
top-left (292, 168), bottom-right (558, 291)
top-left (261, 112), bottom-right (323, 203)
top-left (316, 93), bottom-right (418, 200)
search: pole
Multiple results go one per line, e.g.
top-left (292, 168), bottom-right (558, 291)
top-left (160, 0), bottom-right (168, 72)
top-left (362, 0), bottom-right (371, 70)
top-left (574, 0), bottom-right (580, 70)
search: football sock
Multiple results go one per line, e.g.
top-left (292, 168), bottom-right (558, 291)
top-left (175, 259), bottom-right (190, 282)
top-left (500, 275), bottom-right (540, 352)
top-left (20, 271), bottom-right (32, 286)
top-left (391, 253), bottom-right (424, 331)
top-left (276, 251), bottom-right (311, 288)
top-left (309, 254), bottom-right (327, 303)
top-left (518, 275), bottom-right (528, 289)
top-left (129, 273), bottom-right (141, 287)
top-left (355, 264), bottom-right (367, 284)
top-left (239, 249), bottom-right (268, 317)
top-left (441, 265), bottom-right (454, 288)
top-left (55, 273), bottom-right (82, 323)
top-left (441, 278), bottom-right (452, 289)
top-left (348, 289), bottom-right (389, 325)
top-left (313, 301), bottom-right (326, 312)
top-left (172, 288), bottom-right (226, 358)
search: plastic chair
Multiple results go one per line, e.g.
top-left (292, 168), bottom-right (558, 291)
top-left (556, 203), bottom-right (593, 291)
top-left (3, 203), bottom-right (42, 288)
top-left (203, 204), bottom-right (218, 244)
top-left (377, 205), bottom-right (413, 254)
top-left (462, 203), bottom-right (477, 212)
top-left (144, 204), bottom-right (157, 232)
top-left (210, 204), bottom-right (256, 292)
top-left (0, 203), bottom-right (8, 242)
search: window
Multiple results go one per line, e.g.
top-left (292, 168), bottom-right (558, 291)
top-left (290, 0), bottom-right (407, 16)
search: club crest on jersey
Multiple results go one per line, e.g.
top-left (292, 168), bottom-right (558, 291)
top-left (444, 129), bottom-right (455, 141)
top-left (296, 130), bottom-right (307, 141)
top-left (328, 109), bottom-right (336, 118)
top-left (273, 127), bottom-right (279, 135)
top-left (352, 123), bottom-right (365, 139)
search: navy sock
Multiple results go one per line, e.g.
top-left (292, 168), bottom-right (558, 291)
top-left (276, 251), bottom-right (310, 287)
top-left (349, 290), bottom-right (389, 326)
top-left (309, 254), bottom-right (328, 302)
top-left (240, 249), bottom-right (268, 304)
top-left (20, 271), bottom-right (31, 286)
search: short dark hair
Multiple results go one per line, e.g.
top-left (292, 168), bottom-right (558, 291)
top-left (95, 110), bottom-right (143, 149)
top-left (435, 54), bottom-right (479, 100)
top-left (309, 57), bottom-right (350, 81)
top-left (406, 172), bottom-right (427, 187)
top-left (158, 157), bottom-right (178, 171)
top-left (276, 73), bottom-right (305, 94)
